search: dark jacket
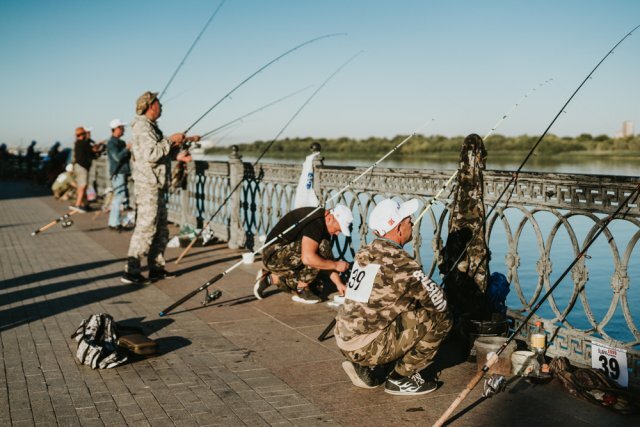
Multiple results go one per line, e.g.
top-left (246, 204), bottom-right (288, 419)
top-left (107, 136), bottom-right (131, 176)
top-left (74, 139), bottom-right (93, 170)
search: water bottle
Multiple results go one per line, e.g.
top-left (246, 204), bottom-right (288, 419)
top-left (530, 321), bottom-right (549, 374)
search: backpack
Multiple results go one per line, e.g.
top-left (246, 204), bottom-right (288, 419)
top-left (70, 313), bottom-right (128, 369)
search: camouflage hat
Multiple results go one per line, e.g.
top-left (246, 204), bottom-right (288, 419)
top-left (136, 91), bottom-right (159, 115)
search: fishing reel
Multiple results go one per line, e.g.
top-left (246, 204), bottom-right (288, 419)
top-left (201, 226), bottom-right (215, 245)
top-left (482, 374), bottom-right (506, 398)
top-left (202, 289), bottom-right (222, 306)
top-left (60, 213), bottom-right (74, 228)
top-left (183, 140), bottom-right (201, 150)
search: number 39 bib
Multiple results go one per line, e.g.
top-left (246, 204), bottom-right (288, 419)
top-left (345, 261), bottom-right (380, 303)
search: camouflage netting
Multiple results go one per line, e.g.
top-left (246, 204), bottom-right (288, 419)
top-left (438, 133), bottom-right (491, 319)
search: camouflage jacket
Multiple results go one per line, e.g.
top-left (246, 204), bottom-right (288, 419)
top-left (130, 115), bottom-right (172, 189)
top-left (336, 238), bottom-right (447, 344)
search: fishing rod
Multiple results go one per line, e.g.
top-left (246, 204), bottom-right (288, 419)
top-left (316, 78), bottom-right (553, 342)
top-left (159, 0), bottom-right (226, 100)
top-left (200, 86), bottom-right (313, 139)
top-left (434, 183), bottom-right (640, 426)
top-left (183, 33), bottom-right (345, 134)
top-left (174, 52), bottom-right (361, 265)
top-left (437, 23), bottom-right (640, 293)
top-left (169, 33), bottom-right (344, 191)
top-left (413, 78), bottom-right (553, 225)
top-left (31, 210), bottom-right (78, 236)
top-left (434, 23), bottom-right (640, 426)
top-left (160, 118), bottom-right (435, 316)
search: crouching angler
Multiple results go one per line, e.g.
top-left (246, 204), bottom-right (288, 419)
top-left (254, 204), bottom-right (353, 304)
top-left (335, 198), bottom-right (452, 395)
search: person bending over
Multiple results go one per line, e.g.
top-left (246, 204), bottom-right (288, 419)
top-left (254, 204), bottom-right (353, 304)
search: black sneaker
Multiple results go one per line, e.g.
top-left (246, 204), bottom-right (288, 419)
top-left (253, 270), bottom-right (271, 300)
top-left (342, 361), bottom-right (384, 389)
top-left (384, 372), bottom-right (437, 396)
top-left (149, 268), bottom-right (177, 281)
top-left (121, 272), bottom-right (150, 285)
top-left (291, 287), bottom-right (321, 304)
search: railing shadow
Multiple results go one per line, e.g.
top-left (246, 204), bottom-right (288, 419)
top-left (0, 258), bottom-right (126, 291)
top-left (0, 283), bottom-right (140, 332)
top-left (0, 270), bottom-right (125, 307)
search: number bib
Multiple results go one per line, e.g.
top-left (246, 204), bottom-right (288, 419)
top-left (591, 341), bottom-right (628, 388)
top-left (345, 261), bottom-right (380, 303)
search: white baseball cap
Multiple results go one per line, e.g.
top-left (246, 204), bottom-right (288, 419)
top-left (368, 198), bottom-right (419, 236)
top-left (109, 118), bottom-right (127, 129)
top-left (330, 204), bottom-right (353, 236)
top-left (84, 126), bottom-right (93, 133)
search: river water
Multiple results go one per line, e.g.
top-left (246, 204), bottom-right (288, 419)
top-left (199, 152), bottom-right (639, 345)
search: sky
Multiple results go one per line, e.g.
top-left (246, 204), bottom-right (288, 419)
top-left (1, 0), bottom-right (639, 150)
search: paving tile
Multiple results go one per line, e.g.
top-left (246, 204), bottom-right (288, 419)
top-left (2, 182), bottom-right (636, 427)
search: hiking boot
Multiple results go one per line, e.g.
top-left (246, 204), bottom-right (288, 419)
top-left (69, 205), bottom-right (87, 213)
top-left (384, 371), bottom-right (437, 396)
top-left (342, 361), bottom-right (384, 389)
top-left (253, 270), bottom-right (271, 300)
top-left (121, 272), bottom-right (150, 285)
top-left (291, 287), bottom-right (321, 304)
top-left (149, 268), bottom-right (177, 281)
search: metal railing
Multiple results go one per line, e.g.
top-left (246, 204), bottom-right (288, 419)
top-left (94, 145), bottom-right (639, 389)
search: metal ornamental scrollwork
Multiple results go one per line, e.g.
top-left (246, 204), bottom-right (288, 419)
top-left (92, 156), bottom-right (639, 388)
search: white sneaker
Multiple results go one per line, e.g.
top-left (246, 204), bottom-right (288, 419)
top-left (291, 287), bottom-right (320, 304)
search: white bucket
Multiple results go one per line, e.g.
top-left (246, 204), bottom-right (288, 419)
top-left (242, 252), bottom-right (255, 264)
top-left (511, 350), bottom-right (537, 376)
top-left (474, 336), bottom-right (516, 375)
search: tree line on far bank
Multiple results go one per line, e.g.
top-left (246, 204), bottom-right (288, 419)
top-left (206, 133), bottom-right (640, 157)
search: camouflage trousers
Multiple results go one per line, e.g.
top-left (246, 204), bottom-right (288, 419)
top-left (126, 185), bottom-right (168, 274)
top-left (262, 239), bottom-right (332, 291)
top-left (342, 308), bottom-right (452, 376)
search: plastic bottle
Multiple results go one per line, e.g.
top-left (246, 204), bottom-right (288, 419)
top-left (530, 321), bottom-right (549, 374)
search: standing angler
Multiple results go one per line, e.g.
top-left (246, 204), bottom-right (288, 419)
top-left (106, 118), bottom-right (131, 231)
top-left (335, 198), bottom-right (451, 395)
top-left (121, 91), bottom-right (199, 285)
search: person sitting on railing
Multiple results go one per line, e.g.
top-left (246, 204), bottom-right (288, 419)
top-left (254, 204), bottom-right (353, 304)
top-left (335, 198), bottom-right (452, 396)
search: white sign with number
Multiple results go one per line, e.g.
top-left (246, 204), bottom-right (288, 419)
top-left (591, 341), bottom-right (628, 388)
top-left (344, 261), bottom-right (380, 303)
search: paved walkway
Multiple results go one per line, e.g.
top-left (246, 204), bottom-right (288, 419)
top-left (0, 181), bottom-right (637, 426)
